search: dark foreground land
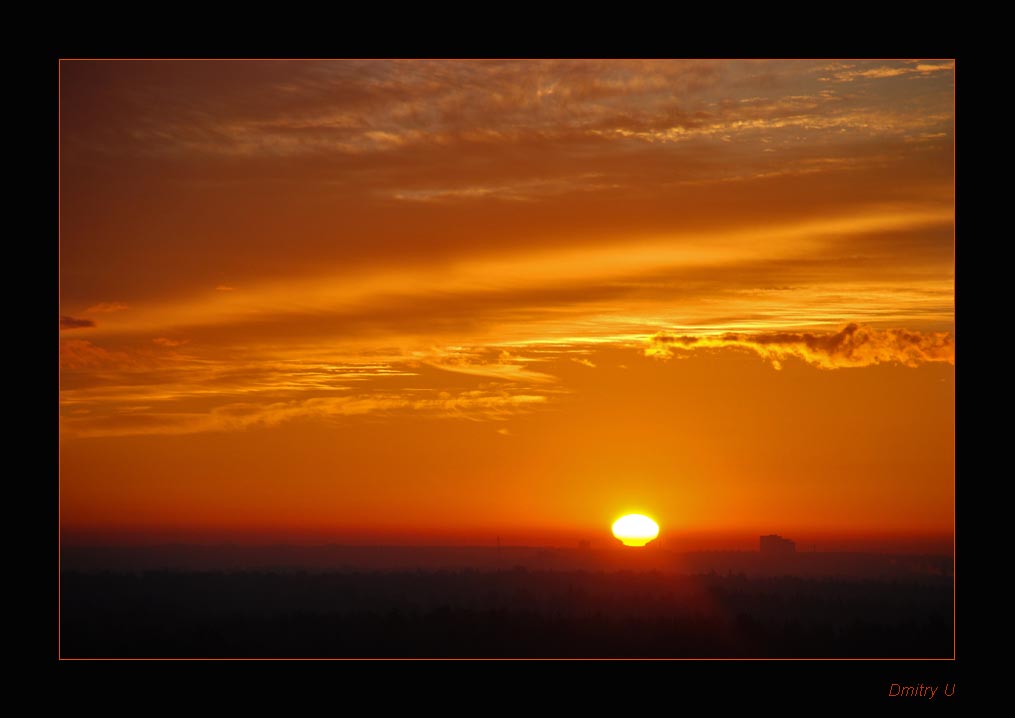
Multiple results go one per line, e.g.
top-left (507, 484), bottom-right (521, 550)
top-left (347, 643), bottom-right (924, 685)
top-left (61, 558), bottom-right (952, 658)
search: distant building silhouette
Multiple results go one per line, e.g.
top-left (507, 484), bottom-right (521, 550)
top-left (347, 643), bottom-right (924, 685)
top-left (760, 534), bottom-right (796, 555)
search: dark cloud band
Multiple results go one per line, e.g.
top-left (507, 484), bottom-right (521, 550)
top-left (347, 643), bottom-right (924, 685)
top-left (60, 315), bottom-right (95, 331)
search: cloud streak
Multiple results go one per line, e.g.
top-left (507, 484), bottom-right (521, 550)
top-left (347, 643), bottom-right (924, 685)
top-left (645, 323), bottom-right (954, 369)
top-left (820, 61), bottom-right (954, 83)
top-left (60, 339), bottom-right (151, 369)
top-left (60, 316), bottom-right (95, 331)
top-left (60, 388), bottom-right (550, 439)
top-left (85, 302), bottom-right (128, 313)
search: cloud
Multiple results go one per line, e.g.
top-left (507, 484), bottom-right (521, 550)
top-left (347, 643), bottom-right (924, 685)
top-left (60, 204), bottom-right (952, 350)
top-left (58, 339), bottom-right (572, 439)
top-left (821, 61), bottom-right (953, 84)
top-left (64, 60), bottom-right (949, 174)
top-left (60, 340), bottom-right (134, 369)
top-left (644, 334), bottom-right (699, 359)
top-left (390, 174), bottom-right (616, 203)
top-left (66, 60), bottom-right (726, 160)
top-left (60, 315), bottom-right (95, 330)
top-left (85, 302), bottom-right (128, 313)
top-left (645, 323), bottom-right (954, 369)
top-left (60, 388), bottom-right (550, 439)
top-left (60, 61), bottom-right (953, 324)
top-left (153, 337), bottom-right (188, 347)
top-left (424, 355), bottom-right (556, 384)
top-left (60, 340), bottom-right (173, 371)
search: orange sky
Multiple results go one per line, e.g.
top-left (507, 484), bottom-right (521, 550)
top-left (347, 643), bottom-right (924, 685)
top-left (59, 59), bottom-right (954, 552)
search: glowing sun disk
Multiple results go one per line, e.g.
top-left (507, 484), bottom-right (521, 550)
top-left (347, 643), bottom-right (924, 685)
top-left (612, 514), bottom-right (659, 547)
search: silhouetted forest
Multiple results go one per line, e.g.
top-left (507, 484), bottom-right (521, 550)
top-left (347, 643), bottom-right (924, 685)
top-left (60, 545), bottom-right (953, 577)
top-left (61, 568), bottom-right (952, 657)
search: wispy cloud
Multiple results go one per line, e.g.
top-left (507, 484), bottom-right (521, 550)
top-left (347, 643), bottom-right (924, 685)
top-left (820, 61), bottom-right (953, 83)
top-left (421, 349), bottom-right (557, 384)
top-left (64, 60), bottom-right (952, 177)
top-left (60, 339), bottom-right (138, 369)
top-left (85, 302), bottom-right (128, 313)
top-left (72, 206), bottom-right (953, 344)
top-left (60, 321), bottom-right (953, 440)
top-left (645, 323), bottom-right (954, 369)
top-left (390, 174), bottom-right (616, 203)
top-left (60, 316), bottom-right (95, 331)
top-left (60, 388), bottom-right (550, 439)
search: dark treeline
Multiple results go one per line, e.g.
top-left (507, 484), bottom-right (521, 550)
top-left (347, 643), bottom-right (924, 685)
top-left (60, 545), bottom-right (954, 577)
top-left (60, 569), bottom-right (952, 658)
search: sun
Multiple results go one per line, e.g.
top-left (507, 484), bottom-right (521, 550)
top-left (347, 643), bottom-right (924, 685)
top-left (612, 514), bottom-right (660, 547)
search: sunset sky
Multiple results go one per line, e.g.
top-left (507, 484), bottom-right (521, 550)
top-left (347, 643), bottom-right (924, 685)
top-left (59, 59), bottom-right (954, 552)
